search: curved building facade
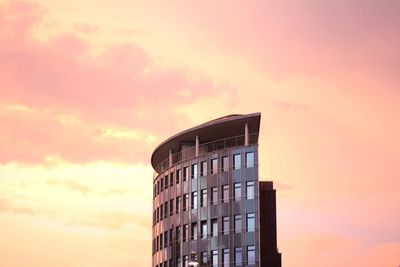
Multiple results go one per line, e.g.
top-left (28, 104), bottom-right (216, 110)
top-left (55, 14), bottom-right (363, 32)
top-left (151, 113), bottom-right (281, 267)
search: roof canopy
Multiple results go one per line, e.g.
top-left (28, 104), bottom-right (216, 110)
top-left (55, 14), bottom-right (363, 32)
top-left (151, 113), bottom-right (261, 171)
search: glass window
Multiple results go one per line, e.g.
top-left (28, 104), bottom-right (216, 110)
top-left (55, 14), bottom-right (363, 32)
top-left (235, 215), bottom-right (242, 233)
top-left (160, 204), bottom-right (163, 220)
top-left (160, 233), bottom-right (163, 249)
top-left (223, 216), bottom-right (229, 235)
top-left (211, 219), bottom-right (218, 237)
top-left (201, 189), bottom-right (207, 207)
top-left (211, 158), bottom-right (218, 174)
top-left (201, 220), bottom-right (207, 239)
top-left (191, 222), bottom-right (197, 240)
top-left (234, 183), bottom-right (241, 200)
top-left (169, 229), bottom-right (173, 244)
top-left (157, 181), bottom-right (160, 194)
top-left (201, 161), bottom-right (207, 176)
top-left (222, 156), bottom-right (229, 172)
top-left (247, 246), bottom-right (255, 264)
top-left (160, 178), bottom-right (164, 192)
top-left (164, 230), bottom-right (168, 247)
top-left (165, 175), bottom-right (168, 189)
top-left (183, 166), bottom-right (188, 181)
top-left (183, 224), bottom-right (188, 241)
top-left (233, 154), bottom-right (241, 170)
top-left (246, 181), bottom-right (254, 199)
top-left (183, 194), bottom-right (188, 211)
top-left (211, 250), bottom-right (218, 267)
top-left (191, 163), bottom-right (198, 179)
top-left (170, 199), bottom-right (174, 215)
top-left (222, 184), bottom-right (229, 203)
top-left (176, 169), bottom-right (181, 184)
top-left (235, 247), bottom-right (242, 266)
top-left (170, 173), bottom-right (174, 186)
top-left (176, 197), bottom-right (181, 214)
top-left (246, 152), bottom-right (254, 168)
top-left (164, 202), bottom-right (168, 218)
top-left (211, 187), bottom-right (218, 205)
top-left (191, 191), bottom-right (198, 209)
top-left (223, 249), bottom-right (229, 267)
top-left (176, 226), bottom-right (180, 241)
top-left (201, 252), bottom-right (208, 265)
top-left (247, 213), bottom-right (255, 232)
top-left (183, 255), bottom-right (188, 267)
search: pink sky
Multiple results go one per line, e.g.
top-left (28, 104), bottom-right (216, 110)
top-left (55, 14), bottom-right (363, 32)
top-left (1, 0), bottom-right (399, 266)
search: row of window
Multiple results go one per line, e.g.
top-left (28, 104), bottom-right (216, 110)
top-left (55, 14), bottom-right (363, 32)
top-left (155, 246), bottom-right (256, 267)
top-left (154, 152), bottom-right (255, 198)
top-left (153, 182), bottom-right (255, 225)
top-left (153, 213), bottom-right (255, 253)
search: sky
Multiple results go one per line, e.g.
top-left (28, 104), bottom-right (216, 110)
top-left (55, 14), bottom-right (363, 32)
top-left (0, 0), bottom-right (399, 266)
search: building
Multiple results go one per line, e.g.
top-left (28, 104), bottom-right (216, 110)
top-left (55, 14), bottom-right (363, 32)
top-left (151, 113), bottom-right (281, 267)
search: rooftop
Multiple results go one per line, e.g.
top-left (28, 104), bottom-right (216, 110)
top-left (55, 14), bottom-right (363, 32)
top-left (151, 112), bottom-right (261, 171)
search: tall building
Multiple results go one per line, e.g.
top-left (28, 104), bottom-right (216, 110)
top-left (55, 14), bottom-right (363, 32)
top-left (151, 113), bottom-right (281, 267)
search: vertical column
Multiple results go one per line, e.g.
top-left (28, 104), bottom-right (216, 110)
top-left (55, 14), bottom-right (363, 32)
top-left (245, 123), bottom-right (249, 146)
top-left (169, 150), bottom-right (173, 167)
top-left (195, 136), bottom-right (199, 157)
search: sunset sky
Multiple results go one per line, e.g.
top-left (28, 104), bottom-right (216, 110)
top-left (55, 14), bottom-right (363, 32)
top-left (1, 0), bottom-right (400, 266)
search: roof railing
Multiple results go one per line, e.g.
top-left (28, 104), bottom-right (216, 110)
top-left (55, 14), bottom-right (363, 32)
top-left (153, 132), bottom-right (259, 176)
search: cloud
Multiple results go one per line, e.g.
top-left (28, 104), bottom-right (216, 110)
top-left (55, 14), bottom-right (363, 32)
top-left (46, 179), bottom-right (91, 194)
top-left (0, 0), bottom-right (236, 164)
top-left (0, 198), bottom-right (34, 215)
top-left (72, 211), bottom-right (150, 230)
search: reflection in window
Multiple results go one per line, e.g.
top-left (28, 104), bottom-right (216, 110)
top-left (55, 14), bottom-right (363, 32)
top-left (234, 183), bottom-right (241, 200)
top-left (235, 247), bottom-right (242, 266)
top-left (211, 250), bottom-right (218, 267)
top-left (201, 189), bottom-right (207, 207)
top-left (211, 158), bottom-right (218, 174)
top-left (246, 181), bottom-right (254, 199)
top-left (211, 187), bottom-right (218, 205)
top-left (247, 213), bottom-right (255, 232)
top-left (183, 194), bottom-right (188, 211)
top-left (233, 154), bottom-right (241, 170)
top-left (201, 220), bottom-right (207, 239)
top-left (235, 215), bottom-right (242, 233)
top-left (246, 152), bottom-right (254, 168)
top-left (191, 222), bottom-right (197, 240)
top-left (211, 219), bottom-right (218, 237)
top-left (191, 191), bottom-right (198, 209)
top-left (247, 246), bottom-right (255, 264)
top-left (201, 252), bottom-right (208, 265)
top-left (223, 249), bottom-right (229, 267)
top-left (201, 161), bottom-right (207, 176)
top-left (223, 216), bottom-right (229, 235)
top-left (222, 156), bottom-right (229, 172)
top-left (183, 224), bottom-right (188, 241)
top-left (222, 184), bottom-right (229, 203)
top-left (191, 163), bottom-right (197, 179)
